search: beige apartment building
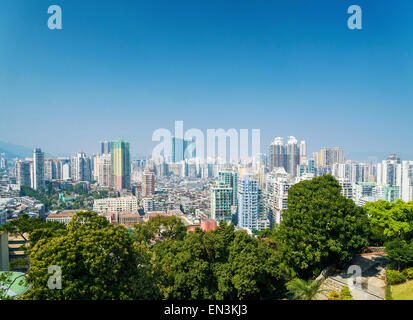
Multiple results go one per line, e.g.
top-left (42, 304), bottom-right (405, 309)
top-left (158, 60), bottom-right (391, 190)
top-left (93, 196), bottom-right (139, 213)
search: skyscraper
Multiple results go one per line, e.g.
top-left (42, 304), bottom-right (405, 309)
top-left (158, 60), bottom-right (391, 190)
top-left (387, 154), bottom-right (401, 164)
top-left (59, 158), bottom-right (71, 180)
top-left (401, 160), bottom-right (413, 202)
top-left (299, 140), bottom-right (307, 163)
top-left (44, 159), bottom-right (60, 181)
top-left (110, 139), bottom-right (131, 191)
top-left (314, 147), bottom-right (345, 167)
top-left (183, 137), bottom-right (196, 160)
top-left (218, 168), bottom-right (238, 206)
top-left (270, 168), bottom-right (293, 224)
top-left (167, 136), bottom-right (197, 163)
top-left (367, 155), bottom-right (410, 203)
top-left (268, 136), bottom-right (301, 177)
top-left (210, 182), bottom-right (233, 222)
top-left (142, 167), bottom-right (155, 197)
top-left (71, 152), bottom-right (92, 182)
top-left (95, 153), bottom-right (111, 187)
top-left (15, 160), bottom-right (31, 187)
top-left (44, 159), bottom-right (53, 181)
top-left (0, 153), bottom-right (6, 170)
top-left (101, 141), bottom-right (111, 155)
top-left (237, 174), bottom-right (260, 231)
top-left (269, 137), bottom-right (286, 172)
top-left (286, 136), bottom-right (300, 177)
top-left (377, 159), bottom-right (401, 187)
top-left (32, 148), bottom-right (45, 190)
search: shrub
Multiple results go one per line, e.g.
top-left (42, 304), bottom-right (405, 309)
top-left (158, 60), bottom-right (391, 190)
top-left (386, 269), bottom-right (407, 285)
top-left (328, 290), bottom-right (341, 300)
top-left (402, 267), bottom-right (413, 280)
top-left (385, 239), bottom-right (413, 270)
top-left (340, 286), bottom-right (352, 300)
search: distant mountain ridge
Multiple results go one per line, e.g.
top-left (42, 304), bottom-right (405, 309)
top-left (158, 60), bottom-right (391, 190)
top-left (0, 141), bottom-right (55, 159)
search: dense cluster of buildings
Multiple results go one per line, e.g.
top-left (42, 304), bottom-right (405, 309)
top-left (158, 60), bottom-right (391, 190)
top-left (0, 135), bottom-right (412, 237)
top-left (12, 139), bottom-right (131, 194)
top-left (206, 137), bottom-right (413, 233)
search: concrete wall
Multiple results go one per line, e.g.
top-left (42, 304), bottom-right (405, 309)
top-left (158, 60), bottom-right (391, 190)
top-left (0, 232), bottom-right (9, 271)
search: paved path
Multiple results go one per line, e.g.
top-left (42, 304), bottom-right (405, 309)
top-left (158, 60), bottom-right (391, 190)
top-left (320, 254), bottom-right (387, 300)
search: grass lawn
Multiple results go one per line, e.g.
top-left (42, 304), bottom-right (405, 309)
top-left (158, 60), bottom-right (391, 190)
top-left (0, 271), bottom-right (28, 298)
top-left (391, 280), bottom-right (413, 300)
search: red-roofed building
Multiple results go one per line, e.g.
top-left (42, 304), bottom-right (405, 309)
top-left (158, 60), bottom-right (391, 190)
top-left (119, 214), bottom-right (142, 227)
top-left (200, 219), bottom-right (217, 231)
top-left (143, 211), bottom-right (172, 222)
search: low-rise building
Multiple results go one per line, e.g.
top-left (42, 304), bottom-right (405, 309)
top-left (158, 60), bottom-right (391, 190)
top-left (143, 211), bottom-right (174, 222)
top-left (59, 193), bottom-right (77, 202)
top-left (46, 211), bottom-right (78, 224)
top-left (118, 213), bottom-right (142, 227)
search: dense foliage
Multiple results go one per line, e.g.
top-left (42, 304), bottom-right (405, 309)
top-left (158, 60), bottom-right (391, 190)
top-left (276, 175), bottom-right (370, 278)
top-left (286, 278), bottom-right (324, 300)
top-left (386, 269), bottom-right (406, 285)
top-left (6, 213), bottom-right (286, 300)
top-left (20, 186), bottom-right (110, 211)
top-left (364, 199), bottom-right (413, 245)
top-left (150, 222), bottom-right (285, 299)
top-left (385, 238), bottom-right (413, 271)
top-left (21, 212), bottom-right (159, 300)
top-left (134, 215), bottom-right (187, 244)
top-left (2, 175), bottom-right (412, 300)
top-left (0, 214), bottom-right (45, 242)
top-left (326, 287), bottom-right (352, 300)
top-left (0, 272), bottom-right (13, 299)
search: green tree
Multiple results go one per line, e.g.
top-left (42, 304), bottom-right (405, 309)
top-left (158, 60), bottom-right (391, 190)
top-left (215, 230), bottom-right (285, 299)
top-left (1, 215), bottom-right (67, 271)
top-left (364, 199), bottom-right (413, 244)
top-left (28, 220), bottom-right (66, 247)
top-left (0, 214), bottom-right (44, 242)
top-left (150, 222), bottom-right (286, 300)
top-left (22, 211), bottom-right (159, 300)
top-left (151, 229), bottom-right (216, 299)
top-left (286, 278), bottom-right (324, 300)
top-left (134, 215), bottom-right (187, 244)
top-left (385, 238), bottom-right (413, 271)
top-left (277, 175), bottom-right (370, 278)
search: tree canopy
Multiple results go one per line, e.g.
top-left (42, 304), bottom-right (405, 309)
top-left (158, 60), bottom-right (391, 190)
top-left (364, 199), bottom-right (413, 244)
top-left (21, 211), bottom-right (159, 300)
top-left (133, 215), bottom-right (187, 244)
top-left (8, 174), bottom-right (398, 300)
top-left (0, 215), bottom-right (44, 242)
top-left (385, 238), bottom-right (413, 271)
top-left (276, 175), bottom-right (370, 278)
top-left (286, 278), bottom-right (324, 300)
top-left (151, 221), bottom-right (286, 300)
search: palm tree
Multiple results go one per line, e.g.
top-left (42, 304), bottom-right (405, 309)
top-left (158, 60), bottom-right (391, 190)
top-left (286, 278), bottom-right (325, 300)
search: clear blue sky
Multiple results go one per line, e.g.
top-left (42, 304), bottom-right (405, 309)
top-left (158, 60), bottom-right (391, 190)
top-left (0, 0), bottom-right (412, 160)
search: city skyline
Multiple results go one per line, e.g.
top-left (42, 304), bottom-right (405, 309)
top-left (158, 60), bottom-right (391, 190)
top-left (3, 0), bottom-right (413, 304)
top-left (0, 135), bottom-right (411, 163)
